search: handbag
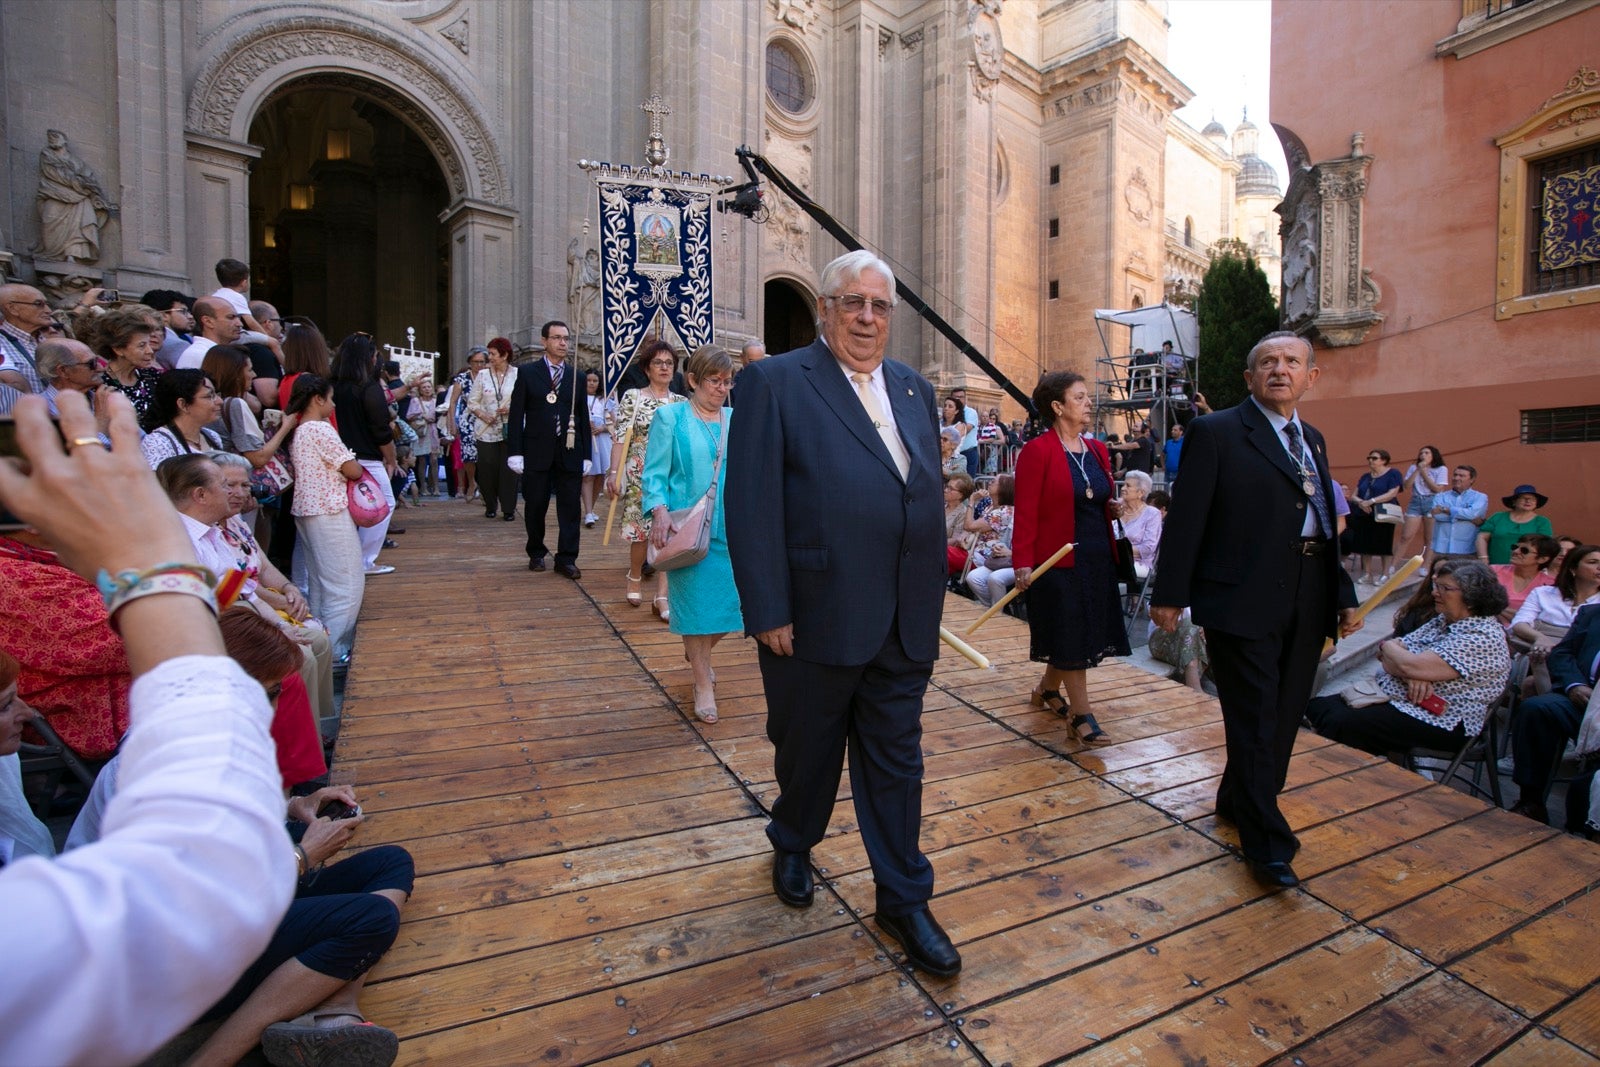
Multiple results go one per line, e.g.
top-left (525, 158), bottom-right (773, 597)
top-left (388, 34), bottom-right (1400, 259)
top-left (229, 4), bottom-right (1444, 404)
top-left (248, 453), bottom-right (294, 499)
top-left (647, 414), bottom-right (729, 572)
top-left (1374, 502), bottom-right (1403, 525)
top-left (1113, 519), bottom-right (1138, 587)
top-left (347, 468), bottom-right (392, 528)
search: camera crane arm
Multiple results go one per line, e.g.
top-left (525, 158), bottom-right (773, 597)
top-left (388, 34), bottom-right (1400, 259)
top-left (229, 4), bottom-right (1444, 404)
top-left (729, 145), bottom-right (1035, 416)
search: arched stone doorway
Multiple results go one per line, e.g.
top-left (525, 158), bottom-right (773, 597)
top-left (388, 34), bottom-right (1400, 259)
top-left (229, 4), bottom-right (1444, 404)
top-left (763, 277), bottom-right (817, 355)
top-left (183, 15), bottom-right (516, 370)
top-left (248, 86), bottom-right (449, 351)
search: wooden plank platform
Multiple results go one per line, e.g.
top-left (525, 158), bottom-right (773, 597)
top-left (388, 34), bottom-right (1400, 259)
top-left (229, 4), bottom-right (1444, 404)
top-left (335, 502), bottom-right (1600, 1066)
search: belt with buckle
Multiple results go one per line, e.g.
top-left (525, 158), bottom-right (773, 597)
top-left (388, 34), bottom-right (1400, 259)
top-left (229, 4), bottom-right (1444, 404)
top-left (1296, 538), bottom-right (1329, 556)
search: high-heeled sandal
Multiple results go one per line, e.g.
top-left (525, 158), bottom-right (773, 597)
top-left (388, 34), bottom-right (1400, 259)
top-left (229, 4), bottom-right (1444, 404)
top-left (693, 683), bottom-right (718, 724)
top-left (1031, 685), bottom-right (1069, 717)
top-left (625, 573), bottom-right (642, 607)
top-left (652, 596), bottom-right (670, 623)
top-left (1072, 713), bottom-right (1108, 743)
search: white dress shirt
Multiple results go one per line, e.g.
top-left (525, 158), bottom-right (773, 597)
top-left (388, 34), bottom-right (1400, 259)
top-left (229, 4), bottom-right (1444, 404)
top-left (1250, 396), bottom-right (1322, 537)
top-left (0, 656), bottom-right (293, 1065)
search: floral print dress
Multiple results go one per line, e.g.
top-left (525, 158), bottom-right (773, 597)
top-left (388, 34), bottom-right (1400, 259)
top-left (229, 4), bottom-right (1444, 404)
top-left (612, 387), bottom-right (685, 544)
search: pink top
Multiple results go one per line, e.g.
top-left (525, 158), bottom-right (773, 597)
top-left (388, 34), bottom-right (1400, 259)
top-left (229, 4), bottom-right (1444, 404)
top-left (1492, 564), bottom-right (1553, 617)
top-left (289, 420), bottom-right (356, 517)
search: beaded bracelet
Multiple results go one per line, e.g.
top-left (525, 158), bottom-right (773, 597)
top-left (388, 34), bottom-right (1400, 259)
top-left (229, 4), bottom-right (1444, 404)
top-left (95, 563), bottom-right (219, 632)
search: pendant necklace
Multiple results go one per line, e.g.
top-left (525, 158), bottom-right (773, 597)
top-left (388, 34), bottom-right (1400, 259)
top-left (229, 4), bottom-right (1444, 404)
top-left (1059, 429), bottom-right (1094, 499)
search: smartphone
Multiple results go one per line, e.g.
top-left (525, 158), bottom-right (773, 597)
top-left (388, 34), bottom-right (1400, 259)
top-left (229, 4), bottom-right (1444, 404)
top-left (100, 289), bottom-right (120, 304)
top-left (317, 799), bottom-right (361, 821)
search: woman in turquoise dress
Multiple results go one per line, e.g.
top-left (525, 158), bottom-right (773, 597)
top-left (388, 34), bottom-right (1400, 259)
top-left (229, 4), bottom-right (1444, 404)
top-left (642, 345), bottom-right (743, 724)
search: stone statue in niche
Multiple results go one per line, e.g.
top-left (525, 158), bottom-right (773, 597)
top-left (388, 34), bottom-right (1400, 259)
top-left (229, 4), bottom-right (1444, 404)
top-left (35, 130), bottom-right (116, 264)
top-left (1281, 210), bottom-right (1318, 324)
top-left (567, 237), bottom-right (602, 338)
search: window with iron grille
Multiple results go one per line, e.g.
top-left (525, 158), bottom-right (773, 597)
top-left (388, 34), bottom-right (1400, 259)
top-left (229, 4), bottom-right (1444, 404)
top-left (1526, 141), bottom-right (1600, 296)
top-left (765, 41), bottom-right (812, 114)
top-left (1521, 405), bottom-right (1600, 444)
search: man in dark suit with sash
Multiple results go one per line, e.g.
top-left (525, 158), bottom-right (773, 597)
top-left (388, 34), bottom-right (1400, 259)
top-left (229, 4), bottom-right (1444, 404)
top-left (1152, 331), bottom-right (1358, 889)
top-left (1510, 603), bottom-right (1600, 825)
top-left (507, 320), bottom-right (589, 578)
top-left (725, 250), bottom-right (959, 976)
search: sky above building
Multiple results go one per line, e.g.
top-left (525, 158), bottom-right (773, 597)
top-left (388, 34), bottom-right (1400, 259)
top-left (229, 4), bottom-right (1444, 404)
top-left (1167, 0), bottom-right (1290, 182)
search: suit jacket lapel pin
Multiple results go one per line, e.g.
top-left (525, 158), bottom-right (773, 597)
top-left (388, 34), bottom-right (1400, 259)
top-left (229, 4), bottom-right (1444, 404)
top-left (547, 391), bottom-right (558, 404)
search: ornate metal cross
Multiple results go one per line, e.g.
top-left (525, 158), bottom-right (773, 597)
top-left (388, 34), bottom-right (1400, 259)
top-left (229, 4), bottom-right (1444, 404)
top-left (641, 94), bottom-right (671, 167)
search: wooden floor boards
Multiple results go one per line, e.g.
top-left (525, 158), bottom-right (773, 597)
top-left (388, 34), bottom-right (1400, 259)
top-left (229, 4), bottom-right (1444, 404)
top-left (335, 503), bottom-right (1600, 1065)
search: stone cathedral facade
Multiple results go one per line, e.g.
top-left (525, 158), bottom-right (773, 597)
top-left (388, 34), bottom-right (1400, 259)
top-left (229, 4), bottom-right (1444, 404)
top-left (0, 0), bottom-right (1262, 413)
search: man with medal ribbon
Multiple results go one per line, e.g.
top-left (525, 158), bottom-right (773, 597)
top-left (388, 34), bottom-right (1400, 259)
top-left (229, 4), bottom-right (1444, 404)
top-left (507, 320), bottom-right (590, 578)
top-left (1151, 331), bottom-right (1359, 890)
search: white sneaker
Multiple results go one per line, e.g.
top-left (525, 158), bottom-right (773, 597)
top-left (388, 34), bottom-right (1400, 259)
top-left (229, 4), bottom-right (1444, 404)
top-left (365, 564), bottom-right (396, 576)
top-left (584, 512), bottom-right (599, 527)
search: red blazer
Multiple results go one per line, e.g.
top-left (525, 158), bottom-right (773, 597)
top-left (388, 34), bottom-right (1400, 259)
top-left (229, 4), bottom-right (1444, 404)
top-left (1012, 432), bottom-right (1119, 570)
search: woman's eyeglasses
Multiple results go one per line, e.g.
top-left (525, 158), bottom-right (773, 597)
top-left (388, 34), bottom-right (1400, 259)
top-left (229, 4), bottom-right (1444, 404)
top-left (1511, 545), bottom-right (1535, 555)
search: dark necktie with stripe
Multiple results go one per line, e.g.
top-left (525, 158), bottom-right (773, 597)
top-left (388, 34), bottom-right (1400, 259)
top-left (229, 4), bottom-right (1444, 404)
top-left (1284, 422), bottom-right (1331, 538)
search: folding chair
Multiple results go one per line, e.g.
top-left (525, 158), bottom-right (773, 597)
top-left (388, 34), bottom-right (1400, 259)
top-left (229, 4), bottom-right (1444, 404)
top-left (17, 715), bottom-right (99, 821)
top-left (1401, 655), bottom-right (1526, 808)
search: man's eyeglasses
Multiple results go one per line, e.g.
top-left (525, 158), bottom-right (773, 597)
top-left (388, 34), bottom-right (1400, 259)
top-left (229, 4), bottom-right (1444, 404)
top-left (828, 293), bottom-right (894, 317)
top-left (1367, 454), bottom-right (1383, 460)
top-left (5, 299), bottom-right (49, 310)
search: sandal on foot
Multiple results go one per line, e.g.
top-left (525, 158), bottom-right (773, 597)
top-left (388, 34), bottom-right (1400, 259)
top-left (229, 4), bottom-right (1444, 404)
top-left (1072, 712), bottom-right (1108, 743)
top-left (653, 596), bottom-right (671, 623)
top-left (261, 1011), bottom-right (398, 1067)
top-left (625, 573), bottom-right (643, 607)
top-left (1031, 685), bottom-right (1069, 716)
top-left (693, 683), bottom-right (718, 724)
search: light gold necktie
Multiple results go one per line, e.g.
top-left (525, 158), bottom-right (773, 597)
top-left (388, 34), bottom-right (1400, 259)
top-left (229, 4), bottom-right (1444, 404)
top-left (852, 372), bottom-right (911, 480)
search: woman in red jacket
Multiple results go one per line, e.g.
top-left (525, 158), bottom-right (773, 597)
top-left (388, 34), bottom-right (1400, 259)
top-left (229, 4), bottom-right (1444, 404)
top-left (1013, 371), bottom-right (1129, 742)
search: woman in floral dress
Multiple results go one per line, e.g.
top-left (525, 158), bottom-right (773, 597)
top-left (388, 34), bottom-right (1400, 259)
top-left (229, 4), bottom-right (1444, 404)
top-left (605, 340), bottom-right (686, 616)
top-left (445, 346), bottom-right (488, 502)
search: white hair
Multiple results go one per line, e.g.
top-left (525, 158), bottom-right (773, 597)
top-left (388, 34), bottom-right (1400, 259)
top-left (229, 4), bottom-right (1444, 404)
top-left (1123, 469), bottom-right (1154, 493)
top-left (205, 450), bottom-right (253, 472)
top-left (818, 250), bottom-right (897, 303)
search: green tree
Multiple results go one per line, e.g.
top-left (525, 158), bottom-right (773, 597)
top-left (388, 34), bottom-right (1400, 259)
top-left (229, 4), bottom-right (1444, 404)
top-left (1195, 240), bottom-right (1279, 411)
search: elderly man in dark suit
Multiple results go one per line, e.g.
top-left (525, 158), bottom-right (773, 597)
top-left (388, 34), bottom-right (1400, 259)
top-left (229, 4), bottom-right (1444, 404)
top-left (725, 250), bottom-right (958, 976)
top-left (1152, 331), bottom-right (1358, 890)
top-left (1509, 603), bottom-right (1600, 825)
top-left (507, 320), bottom-right (589, 579)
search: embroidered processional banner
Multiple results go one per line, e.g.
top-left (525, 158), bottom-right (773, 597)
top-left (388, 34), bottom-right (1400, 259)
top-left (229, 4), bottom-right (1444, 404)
top-left (592, 167), bottom-right (717, 396)
top-left (1541, 163), bottom-right (1600, 271)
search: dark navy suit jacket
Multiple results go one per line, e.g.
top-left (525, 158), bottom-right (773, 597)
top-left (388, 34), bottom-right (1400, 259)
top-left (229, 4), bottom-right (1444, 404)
top-left (724, 340), bottom-right (945, 666)
top-left (1550, 604), bottom-right (1600, 692)
top-left (507, 359), bottom-right (589, 472)
top-left (1153, 398), bottom-right (1351, 641)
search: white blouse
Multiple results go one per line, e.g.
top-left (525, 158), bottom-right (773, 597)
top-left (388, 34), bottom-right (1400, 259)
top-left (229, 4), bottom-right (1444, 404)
top-left (1511, 585), bottom-right (1600, 631)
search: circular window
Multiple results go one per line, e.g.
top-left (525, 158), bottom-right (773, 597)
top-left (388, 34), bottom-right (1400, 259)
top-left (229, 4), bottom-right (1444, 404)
top-left (765, 40), bottom-right (813, 114)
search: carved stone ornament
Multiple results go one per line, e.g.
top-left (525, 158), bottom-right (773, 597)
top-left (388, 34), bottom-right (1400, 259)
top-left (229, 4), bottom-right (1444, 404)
top-left (35, 129), bottom-right (117, 264)
top-left (1124, 167), bottom-right (1153, 225)
top-left (439, 14), bottom-right (468, 55)
top-left (1275, 134), bottom-right (1383, 346)
top-left (772, 0), bottom-right (818, 34)
top-left (766, 142), bottom-right (812, 267)
top-left (968, 0), bottom-right (1003, 101)
top-left (185, 16), bottom-right (506, 203)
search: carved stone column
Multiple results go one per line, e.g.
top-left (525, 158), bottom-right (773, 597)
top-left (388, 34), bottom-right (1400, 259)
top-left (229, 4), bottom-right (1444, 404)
top-left (184, 133), bottom-right (262, 297)
top-left (1277, 136), bottom-right (1384, 346)
top-left (441, 199), bottom-right (518, 369)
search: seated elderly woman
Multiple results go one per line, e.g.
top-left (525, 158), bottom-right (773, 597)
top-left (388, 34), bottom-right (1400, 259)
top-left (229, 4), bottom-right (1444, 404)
top-left (1147, 607), bottom-right (1209, 693)
top-left (939, 426), bottom-right (965, 479)
top-left (1117, 469), bottom-right (1162, 580)
top-left (1307, 560), bottom-right (1511, 758)
top-left (943, 471), bottom-right (977, 576)
top-left (964, 474), bottom-right (1016, 607)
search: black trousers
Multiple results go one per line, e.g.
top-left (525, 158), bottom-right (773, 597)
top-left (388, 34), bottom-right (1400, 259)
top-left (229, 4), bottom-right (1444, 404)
top-left (1204, 551), bottom-right (1332, 864)
top-left (1512, 689), bottom-right (1585, 798)
top-left (474, 438), bottom-right (518, 517)
top-left (757, 621), bottom-right (935, 916)
top-left (1307, 695), bottom-right (1466, 757)
top-left (522, 461), bottom-right (583, 565)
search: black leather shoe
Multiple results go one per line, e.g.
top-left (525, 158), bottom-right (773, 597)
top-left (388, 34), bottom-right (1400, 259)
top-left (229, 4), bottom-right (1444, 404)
top-left (771, 850), bottom-right (813, 907)
top-left (1509, 798), bottom-right (1548, 825)
top-left (554, 563), bottom-right (582, 580)
top-left (527, 557), bottom-right (546, 572)
top-left (388, 528), bottom-right (405, 535)
top-left (875, 908), bottom-right (962, 977)
top-left (503, 512), bottom-right (516, 521)
top-left (1246, 859), bottom-right (1300, 889)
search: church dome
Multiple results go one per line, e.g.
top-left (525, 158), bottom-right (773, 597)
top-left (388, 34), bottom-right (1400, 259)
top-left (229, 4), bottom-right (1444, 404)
top-left (1201, 117), bottom-right (1227, 139)
top-left (1237, 152), bottom-right (1281, 197)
